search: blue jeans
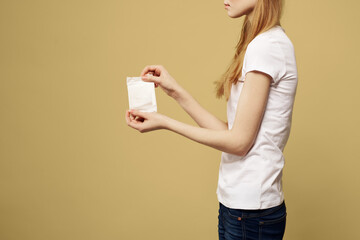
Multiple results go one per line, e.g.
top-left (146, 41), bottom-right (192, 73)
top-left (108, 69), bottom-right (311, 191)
top-left (218, 201), bottom-right (286, 240)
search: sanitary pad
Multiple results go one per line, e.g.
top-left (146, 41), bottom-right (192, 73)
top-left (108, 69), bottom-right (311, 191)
top-left (126, 75), bottom-right (157, 112)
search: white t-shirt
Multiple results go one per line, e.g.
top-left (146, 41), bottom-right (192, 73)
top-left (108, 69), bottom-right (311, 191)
top-left (216, 25), bottom-right (298, 210)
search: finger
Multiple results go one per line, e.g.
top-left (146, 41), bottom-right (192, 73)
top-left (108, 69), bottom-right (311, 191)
top-left (130, 112), bottom-right (135, 121)
top-left (126, 109), bottom-right (135, 121)
top-left (127, 110), bottom-right (140, 124)
top-left (140, 65), bottom-right (156, 77)
top-left (135, 116), bottom-right (145, 122)
top-left (140, 65), bottom-right (163, 77)
top-left (130, 109), bottom-right (148, 119)
top-left (153, 65), bottom-right (163, 76)
top-left (141, 74), bottom-right (160, 84)
top-left (127, 119), bottom-right (141, 130)
top-left (125, 110), bottom-right (132, 125)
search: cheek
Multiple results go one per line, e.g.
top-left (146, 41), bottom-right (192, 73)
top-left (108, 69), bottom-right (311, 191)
top-left (226, 0), bottom-right (257, 18)
top-left (250, 0), bottom-right (257, 8)
top-left (235, 1), bottom-right (256, 13)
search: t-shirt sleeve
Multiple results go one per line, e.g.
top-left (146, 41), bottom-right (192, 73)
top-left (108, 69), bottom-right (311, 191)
top-left (243, 36), bottom-right (286, 84)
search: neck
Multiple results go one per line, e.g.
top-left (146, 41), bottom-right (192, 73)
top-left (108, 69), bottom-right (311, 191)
top-left (247, 11), bottom-right (254, 24)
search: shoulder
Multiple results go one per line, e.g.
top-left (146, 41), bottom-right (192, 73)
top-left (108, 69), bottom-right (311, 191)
top-left (246, 26), bottom-right (291, 58)
top-left (243, 26), bottom-right (294, 82)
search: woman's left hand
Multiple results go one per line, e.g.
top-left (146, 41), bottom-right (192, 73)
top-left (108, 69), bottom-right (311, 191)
top-left (125, 109), bottom-right (168, 133)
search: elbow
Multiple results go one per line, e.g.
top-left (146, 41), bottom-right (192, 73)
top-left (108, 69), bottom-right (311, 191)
top-left (228, 137), bottom-right (254, 157)
top-left (232, 144), bottom-right (251, 157)
top-left (224, 130), bottom-right (255, 157)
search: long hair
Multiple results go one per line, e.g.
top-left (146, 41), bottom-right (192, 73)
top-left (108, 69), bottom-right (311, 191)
top-left (214, 0), bottom-right (284, 101)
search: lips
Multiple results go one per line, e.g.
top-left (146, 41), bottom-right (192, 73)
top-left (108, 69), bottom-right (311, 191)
top-left (224, 3), bottom-right (230, 6)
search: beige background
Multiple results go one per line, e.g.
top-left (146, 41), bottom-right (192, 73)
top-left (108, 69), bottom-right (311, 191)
top-left (1, 0), bottom-right (359, 239)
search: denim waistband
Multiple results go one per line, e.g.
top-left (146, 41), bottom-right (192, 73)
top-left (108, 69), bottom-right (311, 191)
top-left (220, 201), bottom-right (286, 219)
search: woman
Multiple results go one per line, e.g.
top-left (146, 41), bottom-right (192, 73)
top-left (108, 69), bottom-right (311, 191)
top-left (125, 0), bottom-right (297, 239)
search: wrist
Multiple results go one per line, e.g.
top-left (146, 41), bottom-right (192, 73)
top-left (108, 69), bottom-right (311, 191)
top-left (171, 85), bottom-right (186, 102)
top-left (161, 114), bottom-right (172, 130)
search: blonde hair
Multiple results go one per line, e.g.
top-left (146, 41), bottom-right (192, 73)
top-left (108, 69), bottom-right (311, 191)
top-left (214, 0), bottom-right (284, 101)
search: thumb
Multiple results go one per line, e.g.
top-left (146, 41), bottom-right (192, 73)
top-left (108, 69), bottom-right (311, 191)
top-left (141, 74), bottom-right (160, 85)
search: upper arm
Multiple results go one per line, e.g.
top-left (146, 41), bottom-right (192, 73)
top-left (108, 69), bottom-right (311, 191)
top-left (230, 71), bottom-right (271, 156)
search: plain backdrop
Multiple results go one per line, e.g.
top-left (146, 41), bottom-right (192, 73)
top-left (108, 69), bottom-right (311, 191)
top-left (1, 0), bottom-right (359, 239)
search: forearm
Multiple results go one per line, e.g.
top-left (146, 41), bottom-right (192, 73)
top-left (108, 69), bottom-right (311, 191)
top-left (163, 115), bottom-right (245, 156)
top-left (172, 86), bottom-right (228, 130)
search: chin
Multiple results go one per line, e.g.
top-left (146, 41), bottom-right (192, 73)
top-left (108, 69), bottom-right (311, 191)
top-left (227, 13), bottom-right (243, 18)
top-left (227, 10), bottom-right (245, 18)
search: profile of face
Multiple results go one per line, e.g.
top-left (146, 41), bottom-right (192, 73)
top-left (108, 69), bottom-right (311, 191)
top-left (224, 0), bottom-right (258, 18)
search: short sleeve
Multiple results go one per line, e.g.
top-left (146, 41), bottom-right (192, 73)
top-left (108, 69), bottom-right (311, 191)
top-left (243, 35), bottom-right (286, 84)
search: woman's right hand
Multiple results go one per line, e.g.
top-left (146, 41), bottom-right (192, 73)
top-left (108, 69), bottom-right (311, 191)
top-left (140, 65), bottom-right (181, 99)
